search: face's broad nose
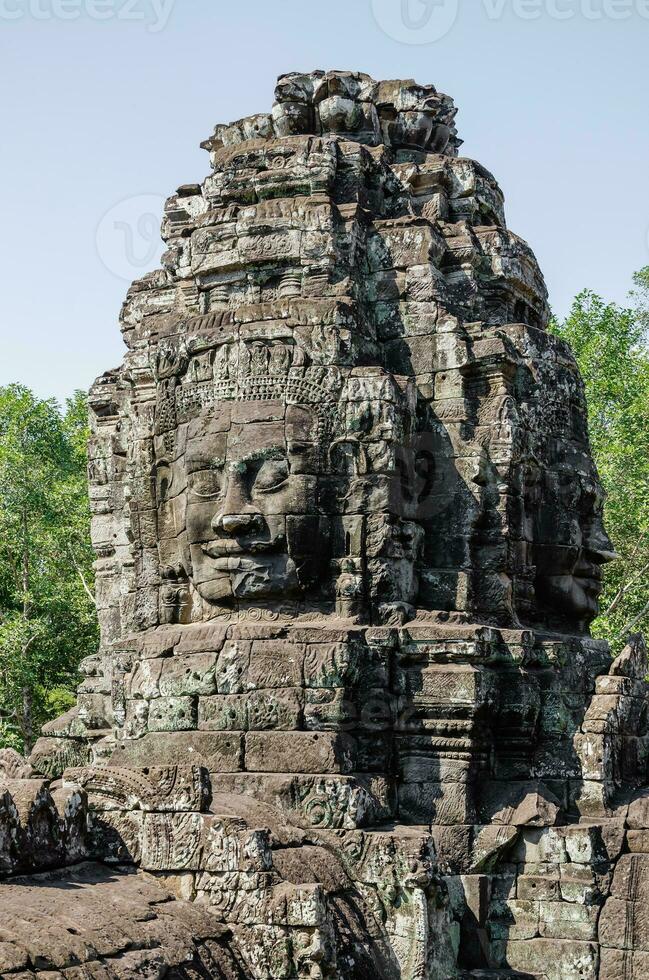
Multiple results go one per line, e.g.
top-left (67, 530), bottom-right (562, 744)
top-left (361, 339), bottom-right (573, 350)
top-left (586, 523), bottom-right (619, 565)
top-left (212, 466), bottom-right (262, 537)
top-left (214, 512), bottom-right (262, 536)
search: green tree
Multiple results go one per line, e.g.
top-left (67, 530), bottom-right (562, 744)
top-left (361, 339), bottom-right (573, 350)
top-left (551, 270), bottom-right (649, 652)
top-left (0, 386), bottom-right (98, 752)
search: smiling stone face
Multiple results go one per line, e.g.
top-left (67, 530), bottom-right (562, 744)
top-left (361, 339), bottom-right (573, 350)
top-left (156, 398), bottom-right (330, 610)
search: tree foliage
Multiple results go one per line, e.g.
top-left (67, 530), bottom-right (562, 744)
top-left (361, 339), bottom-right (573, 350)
top-left (551, 268), bottom-right (649, 651)
top-left (0, 386), bottom-right (98, 752)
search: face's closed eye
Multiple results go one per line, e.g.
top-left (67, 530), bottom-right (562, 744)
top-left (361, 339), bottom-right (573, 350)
top-left (253, 458), bottom-right (289, 494)
top-left (188, 468), bottom-right (224, 499)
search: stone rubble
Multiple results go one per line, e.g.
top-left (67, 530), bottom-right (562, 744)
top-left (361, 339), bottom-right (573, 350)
top-left (0, 69), bottom-right (647, 978)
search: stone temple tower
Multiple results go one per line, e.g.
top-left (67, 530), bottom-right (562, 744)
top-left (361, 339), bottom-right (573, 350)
top-left (2, 71), bottom-right (649, 980)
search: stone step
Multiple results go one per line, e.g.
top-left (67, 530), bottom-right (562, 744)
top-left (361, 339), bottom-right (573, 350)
top-left (460, 972), bottom-right (534, 979)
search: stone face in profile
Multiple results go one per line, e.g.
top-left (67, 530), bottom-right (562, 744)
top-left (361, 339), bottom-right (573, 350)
top-left (15, 70), bottom-right (648, 979)
top-left (530, 465), bottom-right (615, 631)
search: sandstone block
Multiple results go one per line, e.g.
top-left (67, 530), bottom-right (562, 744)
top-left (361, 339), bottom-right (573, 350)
top-left (303, 641), bottom-right (362, 688)
top-left (571, 822), bottom-right (625, 864)
top-left (491, 899), bottom-right (539, 941)
top-left (141, 811), bottom-right (204, 870)
top-left (600, 947), bottom-right (649, 980)
top-left (538, 900), bottom-right (598, 940)
top-left (599, 897), bottom-right (649, 952)
top-left (158, 651), bottom-right (218, 697)
top-left (517, 874), bottom-right (560, 902)
top-left (147, 696), bottom-right (197, 732)
top-left (88, 809), bottom-right (143, 863)
top-left (198, 693), bottom-right (248, 731)
top-left (202, 816), bottom-right (273, 874)
top-left (29, 737), bottom-right (92, 779)
top-left (627, 792), bottom-right (649, 829)
top-left (470, 825), bottom-right (518, 874)
top-left (215, 640), bottom-right (251, 694)
top-left (560, 863), bottom-right (611, 905)
top-left (110, 732), bottom-right (244, 772)
top-left (627, 829), bottom-right (649, 853)
top-left (610, 853), bottom-right (649, 901)
top-left (245, 732), bottom-right (356, 775)
top-left (247, 688), bottom-right (304, 731)
top-left (63, 765), bottom-right (210, 812)
top-left (124, 698), bottom-right (149, 738)
top-left (398, 781), bottom-right (477, 826)
top-left (507, 938), bottom-right (598, 980)
top-left (304, 688), bottom-right (355, 729)
top-left (211, 772), bottom-right (390, 830)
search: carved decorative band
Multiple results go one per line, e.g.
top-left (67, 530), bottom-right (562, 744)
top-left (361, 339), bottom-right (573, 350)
top-left (175, 373), bottom-right (338, 419)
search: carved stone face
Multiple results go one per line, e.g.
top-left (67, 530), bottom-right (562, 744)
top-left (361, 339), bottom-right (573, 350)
top-left (532, 469), bottom-right (616, 629)
top-left (156, 399), bottom-right (330, 607)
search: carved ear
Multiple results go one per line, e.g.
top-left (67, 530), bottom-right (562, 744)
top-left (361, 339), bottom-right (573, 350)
top-left (328, 437), bottom-right (368, 477)
top-left (154, 461), bottom-right (172, 504)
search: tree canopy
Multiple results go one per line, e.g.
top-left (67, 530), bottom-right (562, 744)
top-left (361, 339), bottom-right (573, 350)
top-left (0, 386), bottom-right (98, 752)
top-left (551, 267), bottom-right (649, 652)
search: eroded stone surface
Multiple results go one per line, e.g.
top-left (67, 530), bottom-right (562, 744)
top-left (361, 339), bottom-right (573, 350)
top-left (0, 862), bottom-right (246, 977)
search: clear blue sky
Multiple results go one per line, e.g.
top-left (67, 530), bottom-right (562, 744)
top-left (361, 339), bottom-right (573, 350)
top-left (1, 0), bottom-right (648, 404)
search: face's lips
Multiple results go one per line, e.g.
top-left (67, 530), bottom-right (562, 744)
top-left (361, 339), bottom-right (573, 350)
top-left (201, 538), bottom-right (280, 559)
top-left (207, 556), bottom-right (270, 573)
top-left (571, 562), bottom-right (604, 599)
top-left (574, 558), bottom-right (603, 581)
top-left (574, 576), bottom-right (603, 597)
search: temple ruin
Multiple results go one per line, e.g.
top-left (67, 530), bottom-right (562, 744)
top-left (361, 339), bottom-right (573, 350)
top-left (1, 69), bottom-right (647, 979)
